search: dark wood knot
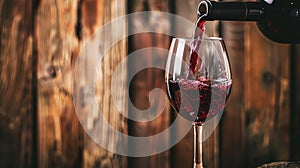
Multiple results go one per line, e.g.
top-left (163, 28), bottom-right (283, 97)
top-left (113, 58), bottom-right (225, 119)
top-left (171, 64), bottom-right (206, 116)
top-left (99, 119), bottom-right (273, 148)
top-left (262, 71), bottom-right (274, 85)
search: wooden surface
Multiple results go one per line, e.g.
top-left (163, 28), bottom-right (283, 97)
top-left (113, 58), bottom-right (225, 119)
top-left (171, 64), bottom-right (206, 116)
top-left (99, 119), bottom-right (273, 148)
top-left (244, 23), bottom-right (290, 167)
top-left (258, 162), bottom-right (300, 168)
top-left (127, 0), bottom-right (171, 167)
top-left (220, 21), bottom-right (246, 168)
top-left (221, 21), bottom-right (290, 168)
top-left (79, 0), bottom-right (127, 167)
top-left (1, 0), bottom-right (127, 167)
top-left (290, 44), bottom-right (300, 161)
top-left (221, 20), bottom-right (290, 168)
top-left (36, 0), bottom-right (82, 167)
top-left (0, 0), bottom-right (35, 167)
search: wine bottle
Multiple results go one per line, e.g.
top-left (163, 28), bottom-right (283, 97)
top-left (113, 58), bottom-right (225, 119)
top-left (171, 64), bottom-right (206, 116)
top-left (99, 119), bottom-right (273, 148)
top-left (198, 0), bottom-right (300, 43)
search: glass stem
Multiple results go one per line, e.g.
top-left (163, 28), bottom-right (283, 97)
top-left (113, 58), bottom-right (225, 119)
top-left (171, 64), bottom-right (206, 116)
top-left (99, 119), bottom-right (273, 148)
top-left (193, 122), bottom-right (203, 168)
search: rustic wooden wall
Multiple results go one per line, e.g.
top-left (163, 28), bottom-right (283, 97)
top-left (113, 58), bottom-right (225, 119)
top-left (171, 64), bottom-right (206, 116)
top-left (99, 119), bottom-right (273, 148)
top-left (221, 20), bottom-right (291, 168)
top-left (244, 23), bottom-right (290, 167)
top-left (220, 20), bottom-right (246, 168)
top-left (1, 0), bottom-right (127, 168)
top-left (1, 0), bottom-right (300, 168)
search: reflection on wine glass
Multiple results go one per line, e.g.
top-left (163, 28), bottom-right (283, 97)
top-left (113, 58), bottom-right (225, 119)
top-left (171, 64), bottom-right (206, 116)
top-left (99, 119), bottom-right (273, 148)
top-left (165, 37), bottom-right (232, 168)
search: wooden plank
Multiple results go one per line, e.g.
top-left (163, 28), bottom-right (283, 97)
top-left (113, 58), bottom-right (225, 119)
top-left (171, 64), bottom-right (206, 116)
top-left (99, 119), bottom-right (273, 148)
top-left (35, 0), bottom-right (83, 167)
top-left (0, 0), bottom-right (35, 167)
top-left (290, 44), bottom-right (300, 160)
top-left (127, 0), bottom-right (171, 167)
top-left (244, 23), bottom-right (290, 167)
top-left (36, 0), bottom-right (128, 167)
top-left (221, 20), bottom-right (290, 168)
top-left (220, 21), bottom-right (246, 168)
top-left (220, 4), bottom-right (290, 166)
top-left (36, 0), bottom-right (126, 167)
top-left (79, 0), bottom-right (128, 167)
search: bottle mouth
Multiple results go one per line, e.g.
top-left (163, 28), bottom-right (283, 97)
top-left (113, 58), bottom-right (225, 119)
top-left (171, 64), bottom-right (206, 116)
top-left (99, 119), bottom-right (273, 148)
top-left (197, 0), bottom-right (210, 17)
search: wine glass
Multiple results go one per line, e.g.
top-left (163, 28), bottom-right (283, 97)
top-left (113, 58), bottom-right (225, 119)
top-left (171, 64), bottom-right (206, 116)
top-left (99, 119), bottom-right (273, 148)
top-left (165, 37), bottom-right (232, 168)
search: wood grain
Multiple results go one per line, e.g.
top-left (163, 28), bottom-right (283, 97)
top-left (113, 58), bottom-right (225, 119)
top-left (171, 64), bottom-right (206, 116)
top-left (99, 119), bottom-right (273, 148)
top-left (220, 21), bottom-right (246, 168)
top-left (35, 0), bottom-right (83, 167)
top-left (290, 44), bottom-right (300, 161)
top-left (36, 0), bottom-right (127, 167)
top-left (258, 161), bottom-right (300, 168)
top-left (127, 0), bottom-right (171, 167)
top-left (244, 23), bottom-right (290, 168)
top-left (80, 0), bottom-right (127, 167)
top-left (0, 0), bottom-right (35, 167)
top-left (221, 20), bottom-right (290, 168)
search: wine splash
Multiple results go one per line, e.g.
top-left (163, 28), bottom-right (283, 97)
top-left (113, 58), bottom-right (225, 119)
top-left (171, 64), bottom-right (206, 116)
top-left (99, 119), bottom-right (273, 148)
top-left (168, 78), bottom-right (232, 124)
top-left (188, 0), bottom-right (210, 77)
top-left (188, 16), bottom-right (206, 77)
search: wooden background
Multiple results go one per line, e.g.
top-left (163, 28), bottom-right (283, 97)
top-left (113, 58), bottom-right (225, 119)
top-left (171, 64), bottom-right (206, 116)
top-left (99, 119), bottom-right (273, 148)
top-left (1, 0), bottom-right (300, 168)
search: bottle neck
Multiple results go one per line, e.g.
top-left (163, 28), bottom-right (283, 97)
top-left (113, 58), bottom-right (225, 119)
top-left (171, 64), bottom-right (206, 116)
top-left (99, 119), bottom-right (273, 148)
top-left (198, 1), bottom-right (265, 21)
top-left (198, 0), bottom-right (300, 21)
top-left (198, 0), bottom-right (300, 43)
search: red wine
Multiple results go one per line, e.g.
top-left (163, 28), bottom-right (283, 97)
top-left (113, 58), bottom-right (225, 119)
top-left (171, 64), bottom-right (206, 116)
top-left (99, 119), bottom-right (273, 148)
top-left (193, 20), bottom-right (206, 41)
top-left (167, 78), bottom-right (231, 124)
top-left (189, 19), bottom-right (206, 77)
